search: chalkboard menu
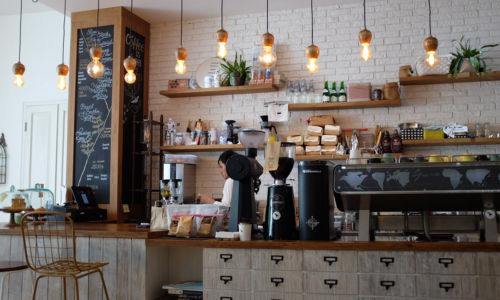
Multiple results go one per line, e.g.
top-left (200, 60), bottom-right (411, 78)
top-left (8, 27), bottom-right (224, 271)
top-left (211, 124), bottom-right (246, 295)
top-left (122, 28), bottom-right (146, 206)
top-left (74, 25), bottom-right (114, 204)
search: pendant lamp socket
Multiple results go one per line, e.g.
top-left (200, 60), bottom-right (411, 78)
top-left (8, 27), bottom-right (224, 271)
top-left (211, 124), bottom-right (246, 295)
top-left (305, 44), bottom-right (320, 60)
top-left (13, 62), bottom-right (25, 76)
top-left (261, 32), bottom-right (275, 48)
top-left (124, 56), bottom-right (136, 72)
top-left (358, 29), bottom-right (372, 44)
top-left (56, 63), bottom-right (69, 76)
top-left (423, 36), bottom-right (438, 52)
top-left (216, 29), bottom-right (228, 43)
top-left (175, 46), bottom-right (188, 61)
top-left (90, 45), bottom-right (103, 60)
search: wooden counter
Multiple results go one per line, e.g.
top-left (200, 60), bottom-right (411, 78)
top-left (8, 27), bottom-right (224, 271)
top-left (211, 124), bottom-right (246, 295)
top-left (0, 223), bottom-right (168, 239)
top-left (146, 237), bottom-right (500, 252)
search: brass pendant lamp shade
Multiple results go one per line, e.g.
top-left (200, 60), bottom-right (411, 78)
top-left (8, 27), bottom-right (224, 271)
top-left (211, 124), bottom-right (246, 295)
top-left (424, 0), bottom-right (438, 67)
top-left (13, 0), bottom-right (25, 87)
top-left (258, 0), bottom-right (277, 69)
top-left (358, 0), bottom-right (372, 61)
top-left (305, 0), bottom-right (319, 73)
top-left (216, 0), bottom-right (228, 58)
top-left (124, 0), bottom-right (137, 84)
top-left (87, 0), bottom-right (106, 79)
top-left (57, 0), bottom-right (69, 90)
top-left (175, 0), bottom-right (187, 74)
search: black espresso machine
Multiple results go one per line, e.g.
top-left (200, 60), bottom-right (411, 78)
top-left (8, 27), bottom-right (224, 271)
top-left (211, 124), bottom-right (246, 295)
top-left (333, 159), bottom-right (500, 242)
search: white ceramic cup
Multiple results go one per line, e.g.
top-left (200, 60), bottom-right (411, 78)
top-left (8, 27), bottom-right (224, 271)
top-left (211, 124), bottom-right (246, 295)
top-left (204, 76), bottom-right (213, 88)
top-left (238, 223), bottom-right (252, 241)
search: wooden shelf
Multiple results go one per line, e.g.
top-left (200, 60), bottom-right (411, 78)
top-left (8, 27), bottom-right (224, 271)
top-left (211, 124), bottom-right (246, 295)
top-left (159, 83), bottom-right (285, 98)
top-left (160, 144), bottom-right (264, 153)
top-left (288, 99), bottom-right (401, 111)
top-left (403, 137), bottom-right (500, 147)
top-left (296, 153), bottom-right (403, 161)
top-left (399, 71), bottom-right (500, 86)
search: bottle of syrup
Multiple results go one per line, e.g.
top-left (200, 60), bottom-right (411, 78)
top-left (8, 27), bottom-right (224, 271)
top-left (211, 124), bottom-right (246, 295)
top-left (391, 129), bottom-right (403, 153)
top-left (381, 131), bottom-right (392, 153)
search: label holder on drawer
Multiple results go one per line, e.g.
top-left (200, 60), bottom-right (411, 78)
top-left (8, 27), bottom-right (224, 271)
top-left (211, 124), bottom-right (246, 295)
top-left (380, 281), bottom-right (395, 290)
top-left (220, 297), bottom-right (232, 300)
top-left (324, 256), bottom-right (338, 266)
top-left (271, 277), bottom-right (284, 287)
top-left (324, 279), bottom-right (338, 289)
top-left (438, 258), bottom-right (454, 268)
top-left (220, 254), bottom-right (233, 263)
top-left (220, 276), bottom-right (232, 285)
top-left (271, 255), bottom-right (284, 265)
top-left (380, 257), bottom-right (395, 267)
top-left (439, 282), bottom-right (454, 292)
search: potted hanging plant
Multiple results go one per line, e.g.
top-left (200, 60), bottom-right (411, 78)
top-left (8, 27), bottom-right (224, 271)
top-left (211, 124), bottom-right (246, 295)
top-left (450, 36), bottom-right (499, 76)
top-left (219, 51), bottom-right (251, 86)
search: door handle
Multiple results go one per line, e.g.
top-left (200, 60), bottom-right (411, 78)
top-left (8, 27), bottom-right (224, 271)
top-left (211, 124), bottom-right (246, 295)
top-left (271, 255), bottom-right (284, 265)
top-left (324, 279), bottom-right (338, 289)
top-left (324, 256), bottom-right (338, 266)
top-left (380, 281), bottom-right (395, 290)
top-left (271, 277), bottom-right (284, 287)
top-left (439, 282), bottom-right (454, 292)
top-left (380, 257), bottom-right (394, 267)
top-left (220, 276), bottom-right (232, 285)
top-left (438, 258), bottom-right (453, 268)
top-left (220, 254), bottom-right (232, 262)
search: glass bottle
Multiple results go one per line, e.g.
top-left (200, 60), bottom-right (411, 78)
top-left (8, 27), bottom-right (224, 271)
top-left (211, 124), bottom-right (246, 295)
top-left (308, 80), bottom-right (315, 104)
top-left (338, 81), bottom-right (347, 102)
top-left (475, 123), bottom-right (482, 137)
top-left (293, 80), bottom-right (301, 104)
top-left (286, 80), bottom-right (293, 102)
top-left (484, 122), bottom-right (491, 138)
top-left (322, 81), bottom-right (330, 103)
top-left (300, 79), bottom-right (308, 103)
top-left (330, 81), bottom-right (338, 102)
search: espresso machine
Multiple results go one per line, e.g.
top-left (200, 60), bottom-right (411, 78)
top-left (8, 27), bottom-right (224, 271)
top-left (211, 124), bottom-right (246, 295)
top-left (226, 129), bottom-right (265, 232)
top-left (163, 156), bottom-right (197, 204)
top-left (298, 161), bottom-right (335, 240)
top-left (264, 142), bottom-right (299, 240)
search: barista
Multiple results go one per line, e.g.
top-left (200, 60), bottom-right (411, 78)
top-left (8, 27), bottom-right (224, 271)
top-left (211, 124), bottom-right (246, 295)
top-left (198, 150), bottom-right (236, 207)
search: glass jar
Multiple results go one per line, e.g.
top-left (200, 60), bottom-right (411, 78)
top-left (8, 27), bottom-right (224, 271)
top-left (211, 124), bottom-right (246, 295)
top-left (475, 123), bottom-right (483, 137)
top-left (24, 184), bottom-right (54, 211)
top-left (484, 122), bottom-right (491, 138)
top-left (0, 186), bottom-right (30, 209)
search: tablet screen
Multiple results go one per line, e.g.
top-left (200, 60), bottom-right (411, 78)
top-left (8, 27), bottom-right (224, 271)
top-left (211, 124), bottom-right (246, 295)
top-left (71, 186), bottom-right (99, 209)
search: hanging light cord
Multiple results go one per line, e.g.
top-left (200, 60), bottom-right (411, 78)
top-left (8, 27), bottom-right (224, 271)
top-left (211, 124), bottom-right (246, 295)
top-left (97, 0), bottom-right (100, 28)
top-left (129, 0), bottom-right (133, 57)
top-left (18, 0), bottom-right (22, 62)
top-left (310, 0), bottom-right (314, 44)
top-left (180, 0), bottom-right (183, 46)
top-left (221, 0), bottom-right (223, 29)
top-left (428, 0), bottom-right (432, 36)
top-left (266, 0), bottom-right (269, 33)
top-left (62, 0), bottom-right (67, 63)
top-left (363, 0), bottom-right (366, 29)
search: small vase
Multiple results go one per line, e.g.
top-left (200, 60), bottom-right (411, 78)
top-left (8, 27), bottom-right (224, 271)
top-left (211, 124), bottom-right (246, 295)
top-left (230, 72), bottom-right (241, 86)
top-left (459, 58), bottom-right (476, 73)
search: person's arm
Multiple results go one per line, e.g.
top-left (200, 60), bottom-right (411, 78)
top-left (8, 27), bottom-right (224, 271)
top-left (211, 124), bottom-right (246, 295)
top-left (220, 178), bottom-right (233, 207)
top-left (199, 194), bottom-right (216, 204)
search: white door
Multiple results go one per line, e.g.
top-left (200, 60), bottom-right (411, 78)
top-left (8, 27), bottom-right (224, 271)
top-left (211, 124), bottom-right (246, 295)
top-left (21, 101), bottom-right (68, 206)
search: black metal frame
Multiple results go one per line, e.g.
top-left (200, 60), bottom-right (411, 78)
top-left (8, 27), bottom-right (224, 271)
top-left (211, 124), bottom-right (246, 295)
top-left (0, 144), bottom-right (6, 184)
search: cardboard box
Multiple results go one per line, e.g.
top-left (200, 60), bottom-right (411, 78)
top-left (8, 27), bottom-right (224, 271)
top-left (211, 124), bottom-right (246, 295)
top-left (168, 79), bottom-right (189, 90)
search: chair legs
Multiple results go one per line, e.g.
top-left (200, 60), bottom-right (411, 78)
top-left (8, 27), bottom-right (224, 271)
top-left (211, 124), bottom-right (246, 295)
top-left (0, 269), bottom-right (31, 300)
top-left (72, 275), bottom-right (79, 300)
top-left (96, 268), bottom-right (110, 300)
top-left (31, 275), bottom-right (43, 300)
top-left (62, 277), bottom-right (67, 300)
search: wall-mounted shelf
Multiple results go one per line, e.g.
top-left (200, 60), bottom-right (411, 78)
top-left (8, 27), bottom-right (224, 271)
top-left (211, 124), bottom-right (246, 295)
top-left (399, 72), bottom-right (500, 86)
top-left (160, 144), bottom-right (264, 153)
top-left (288, 99), bottom-right (401, 111)
top-left (296, 153), bottom-right (403, 161)
top-left (159, 83), bottom-right (285, 98)
top-left (403, 138), bottom-right (500, 147)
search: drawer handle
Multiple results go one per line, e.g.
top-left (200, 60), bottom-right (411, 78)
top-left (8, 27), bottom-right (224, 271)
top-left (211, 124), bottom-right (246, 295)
top-left (220, 276), bottom-right (232, 285)
top-left (220, 298), bottom-right (232, 300)
top-left (380, 281), bottom-right (395, 290)
top-left (271, 277), bottom-right (284, 287)
top-left (439, 282), bottom-right (454, 292)
top-left (324, 279), bottom-right (338, 289)
top-left (324, 256), bottom-right (338, 266)
top-left (271, 255), bottom-right (284, 265)
top-left (438, 258), bottom-right (454, 268)
top-left (380, 257), bottom-right (394, 267)
top-left (220, 254), bottom-right (233, 262)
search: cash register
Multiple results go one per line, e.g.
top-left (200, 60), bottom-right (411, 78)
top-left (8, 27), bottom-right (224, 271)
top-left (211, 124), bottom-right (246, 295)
top-left (53, 186), bottom-right (107, 222)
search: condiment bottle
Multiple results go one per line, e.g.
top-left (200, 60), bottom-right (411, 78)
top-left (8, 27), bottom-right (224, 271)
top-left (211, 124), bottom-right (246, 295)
top-left (391, 129), bottom-right (402, 153)
top-left (381, 130), bottom-right (392, 153)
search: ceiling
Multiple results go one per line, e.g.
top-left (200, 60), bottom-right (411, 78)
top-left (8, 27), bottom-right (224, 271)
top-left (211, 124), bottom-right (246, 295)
top-left (2, 0), bottom-right (373, 23)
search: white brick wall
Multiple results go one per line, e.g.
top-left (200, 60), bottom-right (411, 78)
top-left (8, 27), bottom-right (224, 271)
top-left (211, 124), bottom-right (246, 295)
top-left (149, 0), bottom-right (500, 200)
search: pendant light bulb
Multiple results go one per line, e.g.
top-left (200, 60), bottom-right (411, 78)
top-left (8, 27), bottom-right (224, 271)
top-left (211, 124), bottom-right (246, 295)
top-left (361, 44), bottom-right (371, 61)
top-left (423, 36), bottom-right (439, 67)
top-left (359, 29), bottom-right (372, 61)
top-left (56, 63), bottom-right (69, 91)
top-left (258, 33), bottom-right (277, 69)
top-left (305, 44), bottom-right (320, 74)
top-left (216, 28), bottom-right (229, 58)
top-left (123, 56), bottom-right (137, 84)
top-left (12, 62), bottom-right (25, 88)
top-left (217, 43), bottom-right (227, 59)
top-left (87, 45), bottom-right (105, 78)
top-left (425, 51), bottom-right (438, 67)
top-left (175, 46), bottom-right (188, 75)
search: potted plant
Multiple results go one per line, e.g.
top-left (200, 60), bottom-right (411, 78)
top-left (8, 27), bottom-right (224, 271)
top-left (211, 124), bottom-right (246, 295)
top-left (219, 51), bottom-right (251, 86)
top-left (450, 36), bottom-right (499, 76)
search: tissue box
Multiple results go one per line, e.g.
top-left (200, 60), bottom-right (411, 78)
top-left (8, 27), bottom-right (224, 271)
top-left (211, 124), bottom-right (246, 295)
top-left (321, 135), bottom-right (338, 146)
top-left (306, 146), bottom-right (321, 155)
top-left (304, 136), bottom-right (320, 146)
top-left (424, 129), bottom-right (444, 140)
top-left (347, 83), bottom-right (371, 102)
top-left (401, 128), bottom-right (424, 140)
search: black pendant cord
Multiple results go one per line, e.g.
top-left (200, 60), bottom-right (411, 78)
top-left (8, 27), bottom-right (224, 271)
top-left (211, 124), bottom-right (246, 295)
top-left (310, 0), bottom-right (313, 44)
top-left (62, 0), bottom-right (67, 63)
top-left (97, 0), bottom-right (100, 28)
top-left (221, 0), bottom-right (223, 29)
top-left (18, 0), bottom-right (22, 63)
top-left (363, 0), bottom-right (366, 29)
top-left (180, 0), bottom-right (183, 46)
top-left (428, 0), bottom-right (432, 36)
top-left (266, 0), bottom-right (269, 33)
top-left (129, 0), bottom-right (133, 57)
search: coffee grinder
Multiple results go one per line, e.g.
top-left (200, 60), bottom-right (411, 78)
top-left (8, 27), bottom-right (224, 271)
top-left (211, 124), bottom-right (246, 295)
top-left (264, 142), bottom-right (299, 240)
top-left (226, 129), bottom-right (265, 232)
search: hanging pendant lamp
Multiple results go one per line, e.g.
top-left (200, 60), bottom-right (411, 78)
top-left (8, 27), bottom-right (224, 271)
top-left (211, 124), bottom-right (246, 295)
top-left (175, 0), bottom-right (187, 74)
top-left (358, 0), bottom-right (372, 61)
top-left (13, 0), bottom-right (25, 87)
top-left (305, 0), bottom-right (319, 73)
top-left (87, 0), bottom-right (105, 79)
top-left (216, 0), bottom-right (228, 58)
top-left (124, 0), bottom-right (137, 84)
top-left (424, 0), bottom-right (438, 67)
top-left (57, 0), bottom-right (69, 90)
top-left (258, 0), bottom-right (277, 69)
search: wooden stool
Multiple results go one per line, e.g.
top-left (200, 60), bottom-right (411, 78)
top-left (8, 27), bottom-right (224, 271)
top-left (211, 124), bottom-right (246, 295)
top-left (0, 261), bottom-right (30, 299)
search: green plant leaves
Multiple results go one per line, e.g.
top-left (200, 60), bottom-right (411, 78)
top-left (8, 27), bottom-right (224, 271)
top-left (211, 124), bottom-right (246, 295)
top-left (450, 35), bottom-right (498, 76)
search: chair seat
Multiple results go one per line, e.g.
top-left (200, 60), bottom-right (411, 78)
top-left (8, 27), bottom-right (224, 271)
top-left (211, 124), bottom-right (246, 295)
top-left (36, 260), bottom-right (109, 275)
top-left (0, 261), bottom-right (28, 272)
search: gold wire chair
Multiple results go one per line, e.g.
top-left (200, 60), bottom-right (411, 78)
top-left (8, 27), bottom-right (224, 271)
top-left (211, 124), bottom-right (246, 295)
top-left (20, 212), bottom-right (109, 300)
